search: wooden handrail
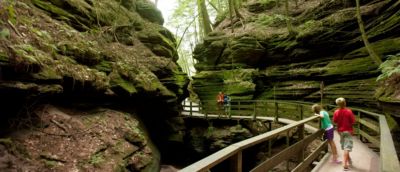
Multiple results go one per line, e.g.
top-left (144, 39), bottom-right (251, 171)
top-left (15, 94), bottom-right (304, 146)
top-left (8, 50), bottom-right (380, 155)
top-left (181, 99), bottom-right (400, 171)
top-left (179, 116), bottom-right (321, 172)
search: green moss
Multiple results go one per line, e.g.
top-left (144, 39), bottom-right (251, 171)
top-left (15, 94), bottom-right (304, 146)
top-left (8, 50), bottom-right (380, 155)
top-left (296, 20), bottom-right (323, 38)
top-left (345, 38), bottom-right (400, 59)
top-left (32, 0), bottom-right (76, 20)
top-left (255, 14), bottom-right (287, 27)
top-left (89, 152), bottom-right (105, 167)
top-left (95, 61), bottom-right (113, 73)
top-left (43, 159), bottom-right (58, 168)
top-left (0, 138), bottom-right (12, 145)
top-left (110, 72), bottom-right (137, 95)
top-left (323, 57), bottom-right (379, 76)
top-left (57, 41), bottom-right (101, 66)
top-left (0, 28), bottom-right (10, 39)
top-left (0, 50), bottom-right (9, 65)
top-left (135, 0), bottom-right (163, 25)
top-left (32, 67), bottom-right (62, 80)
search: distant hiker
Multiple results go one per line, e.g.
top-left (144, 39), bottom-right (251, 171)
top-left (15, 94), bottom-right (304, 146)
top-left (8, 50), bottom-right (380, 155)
top-left (216, 92), bottom-right (224, 113)
top-left (312, 104), bottom-right (341, 164)
top-left (223, 94), bottom-right (231, 116)
top-left (333, 97), bottom-right (356, 171)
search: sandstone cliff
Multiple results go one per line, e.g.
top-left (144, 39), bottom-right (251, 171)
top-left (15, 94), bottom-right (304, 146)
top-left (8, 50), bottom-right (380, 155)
top-left (192, 0), bottom-right (400, 118)
top-left (0, 0), bottom-right (188, 171)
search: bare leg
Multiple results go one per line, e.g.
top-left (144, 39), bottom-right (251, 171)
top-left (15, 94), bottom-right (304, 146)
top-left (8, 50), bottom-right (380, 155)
top-left (343, 150), bottom-right (350, 168)
top-left (328, 140), bottom-right (339, 161)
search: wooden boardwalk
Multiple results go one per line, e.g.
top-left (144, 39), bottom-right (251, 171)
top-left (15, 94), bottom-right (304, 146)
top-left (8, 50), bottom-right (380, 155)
top-left (312, 131), bottom-right (379, 172)
top-left (180, 100), bottom-right (399, 172)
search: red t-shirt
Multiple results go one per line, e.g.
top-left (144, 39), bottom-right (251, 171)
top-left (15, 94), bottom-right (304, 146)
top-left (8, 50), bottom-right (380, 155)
top-left (333, 108), bottom-right (356, 133)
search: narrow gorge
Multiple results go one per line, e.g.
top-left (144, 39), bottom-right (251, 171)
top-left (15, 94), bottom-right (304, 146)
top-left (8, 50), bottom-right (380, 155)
top-left (0, 0), bottom-right (399, 171)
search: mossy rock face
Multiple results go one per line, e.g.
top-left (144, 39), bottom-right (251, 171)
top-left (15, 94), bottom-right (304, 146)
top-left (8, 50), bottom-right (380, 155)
top-left (190, 0), bottom-right (400, 118)
top-left (0, 105), bottom-right (159, 172)
top-left (192, 69), bottom-right (257, 101)
top-left (247, 0), bottom-right (277, 13)
top-left (138, 31), bottom-right (178, 60)
top-left (0, 0), bottom-right (187, 101)
top-left (376, 54), bottom-right (400, 108)
top-left (135, 0), bottom-right (163, 25)
top-left (306, 78), bottom-right (379, 108)
top-left (223, 36), bottom-right (266, 67)
top-left (57, 41), bottom-right (102, 66)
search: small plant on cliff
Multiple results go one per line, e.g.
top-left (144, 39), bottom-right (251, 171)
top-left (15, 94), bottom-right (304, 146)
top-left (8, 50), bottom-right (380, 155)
top-left (89, 152), bottom-right (105, 167)
top-left (255, 14), bottom-right (287, 27)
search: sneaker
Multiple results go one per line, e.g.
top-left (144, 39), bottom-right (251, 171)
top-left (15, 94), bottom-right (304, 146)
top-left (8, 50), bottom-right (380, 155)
top-left (343, 166), bottom-right (350, 171)
top-left (332, 160), bottom-right (342, 164)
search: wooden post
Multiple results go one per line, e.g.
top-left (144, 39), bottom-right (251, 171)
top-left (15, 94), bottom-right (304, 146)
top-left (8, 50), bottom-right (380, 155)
top-left (228, 104), bottom-right (232, 119)
top-left (238, 101), bottom-right (241, 111)
top-left (268, 121), bottom-right (272, 131)
top-left (320, 81), bottom-right (324, 106)
top-left (275, 102), bottom-right (279, 122)
top-left (190, 101), bottom-right (193, 116)
top-left (358, 111), bottom-right (362, 141)
top-left (286, 130), bottom-right (290, 171)
top-left (297, 124), bottom-right (305, 163)
top-left (300, 105), bottom-right (303, 120)
top-left (268, 139), bottom-right (272, 157)
top-left (252, 102), bottom-right (256, 120)
top-left (230, 151), bottom-right (242, 172)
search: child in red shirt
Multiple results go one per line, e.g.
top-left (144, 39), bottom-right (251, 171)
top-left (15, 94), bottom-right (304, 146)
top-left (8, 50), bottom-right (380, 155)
top-left (333, 97), bottom-right (355, 171)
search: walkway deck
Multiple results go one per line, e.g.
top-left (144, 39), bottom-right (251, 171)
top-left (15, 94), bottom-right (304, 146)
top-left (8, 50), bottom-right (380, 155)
top-left (313, 131), bottom-right (379, 172)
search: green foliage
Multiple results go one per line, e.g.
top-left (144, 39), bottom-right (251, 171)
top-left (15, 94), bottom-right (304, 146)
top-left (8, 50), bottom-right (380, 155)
top-left (43, 159), bottom-right (58, 168)
top-left (0, 28), bottom-right (10, 39)
top-left (377, 54), bottom-right (400, 81)
top-left (297, 20), bottom-right (323, 38)
top-left (89, 152), bottom-right (105, 167)
top-left (6, 1), bottom-right (17, 24)
top-left (255, 14), bottom-right (287, 26)
top-left (260, 0), bottom-right (277, 5)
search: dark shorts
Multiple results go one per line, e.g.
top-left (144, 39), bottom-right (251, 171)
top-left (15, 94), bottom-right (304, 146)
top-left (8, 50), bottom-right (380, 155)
top-left (324, 128), bottom-right (334, 140)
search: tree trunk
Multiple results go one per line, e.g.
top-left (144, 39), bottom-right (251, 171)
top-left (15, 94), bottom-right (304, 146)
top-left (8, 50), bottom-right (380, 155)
top-left (208, 0), bottom-right (221, 14)
top-left (228, 0), bottom-right (234, 33)
top-left (197, 0), bottom-right (213, 36)
top-left (233, 0), bottom-right (243, 19)
top-left (355, 0), bottom-right (382, 65)
top-left (284, 0), bottom-right (295, 35)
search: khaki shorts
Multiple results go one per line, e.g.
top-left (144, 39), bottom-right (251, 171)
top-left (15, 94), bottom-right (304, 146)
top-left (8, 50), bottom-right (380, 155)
top-left (340, 132), bottom-right (353, 151)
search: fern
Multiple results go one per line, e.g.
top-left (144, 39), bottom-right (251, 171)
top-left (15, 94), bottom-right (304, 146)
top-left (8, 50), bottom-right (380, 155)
top-left (377, 54), bottom-right (400, 81)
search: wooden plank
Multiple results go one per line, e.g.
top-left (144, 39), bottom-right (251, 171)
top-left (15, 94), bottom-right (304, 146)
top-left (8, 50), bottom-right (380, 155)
top-left (293, 141), bottom-right (328, 172)
top-left (379, 116), bottom-right (400, 172)
top-left (359, 130), bottom-right (380, 148)
top-left (230, 151), bottom-right (242, 172)
top-left (234, 116), bottom-right (319, 150)
top-left (250, 129), bottom-right (324, 172)
top-left (359, 118), bottom-right (379, 133)
top-left (179, 145), bottom-right (240, 172)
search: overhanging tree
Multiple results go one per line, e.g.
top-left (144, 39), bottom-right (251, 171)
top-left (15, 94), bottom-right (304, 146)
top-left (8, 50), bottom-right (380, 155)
top-left (355, 0), bottom-right (382, 65)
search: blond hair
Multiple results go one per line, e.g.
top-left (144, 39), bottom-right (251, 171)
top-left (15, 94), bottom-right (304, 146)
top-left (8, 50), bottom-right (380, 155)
top-left (311, 104), bottom-right (321, 113)
top-left (335, 97), bottom-right (346, 108)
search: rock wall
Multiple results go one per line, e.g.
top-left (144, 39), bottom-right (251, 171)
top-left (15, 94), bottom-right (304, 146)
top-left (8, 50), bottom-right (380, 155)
top-left (192, 0), bottom-right (400, 118)
top-left (0, 0), bottom-right (189, 171)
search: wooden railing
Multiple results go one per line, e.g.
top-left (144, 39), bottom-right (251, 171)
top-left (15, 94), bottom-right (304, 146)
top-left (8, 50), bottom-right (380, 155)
top-left (180, 99), bottom-right (400, 172)
top-left (180, 115), bottom-right (325, 172)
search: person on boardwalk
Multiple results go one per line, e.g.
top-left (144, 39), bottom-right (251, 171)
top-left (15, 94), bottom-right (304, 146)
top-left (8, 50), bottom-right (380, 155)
top-left (312, 104), bottom-right (341, 164)
top-left (333, 97), bottom-right (356, 171)
top-left (216, 92), bottom-right (224, 115)
top-left (223, 94), bottom-right (231, 116)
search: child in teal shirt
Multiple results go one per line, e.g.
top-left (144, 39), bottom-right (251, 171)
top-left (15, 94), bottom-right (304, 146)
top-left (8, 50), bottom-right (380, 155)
top-left (312, 104), bottom-right (341, 164)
